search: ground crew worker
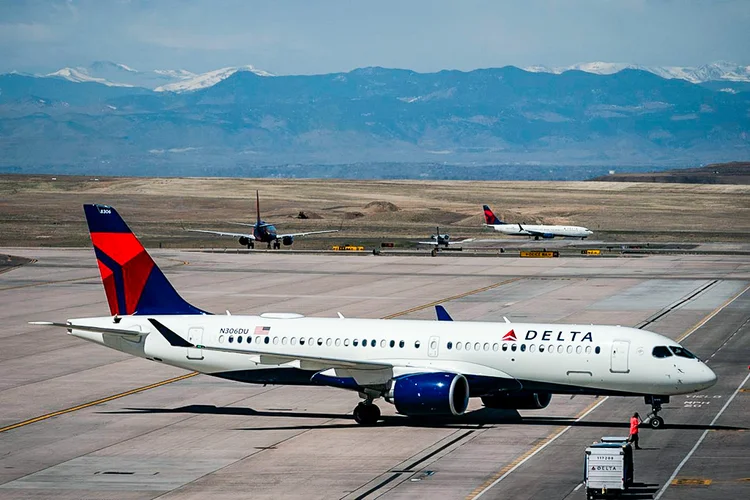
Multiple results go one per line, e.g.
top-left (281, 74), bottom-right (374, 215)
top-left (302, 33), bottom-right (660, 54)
top-left (629, 412), bottom-right (642, 449)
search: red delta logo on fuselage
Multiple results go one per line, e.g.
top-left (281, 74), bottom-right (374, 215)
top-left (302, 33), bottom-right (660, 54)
top-left (502, 329), bottom-right (517, 341)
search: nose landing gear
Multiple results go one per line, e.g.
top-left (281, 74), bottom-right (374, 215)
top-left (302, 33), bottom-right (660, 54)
top-left (644, 395), bottom-right (668, 429)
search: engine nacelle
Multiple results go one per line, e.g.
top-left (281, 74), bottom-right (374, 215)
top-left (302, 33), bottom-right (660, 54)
top-left (387, 372), bottom-right (469, 416)
top-left (282, 236), bottom-right (294, 246)
top-left (481, 391), bottom-right (552, 410)
top-left (542, 233), bottom-right (555, 239)
top-left (238, 236), bottom-right (250, 246)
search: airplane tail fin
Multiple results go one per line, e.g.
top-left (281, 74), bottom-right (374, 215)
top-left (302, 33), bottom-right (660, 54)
top-left (83, 204), bottom-right (209, 316)
top-left (256, 190), bottom-right (261, 225)
top-left (483, 205), bottom-right (503, 225)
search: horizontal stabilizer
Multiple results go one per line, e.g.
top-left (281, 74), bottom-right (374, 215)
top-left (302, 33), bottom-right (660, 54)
top-left (29, 321), bottom-right (148, 337)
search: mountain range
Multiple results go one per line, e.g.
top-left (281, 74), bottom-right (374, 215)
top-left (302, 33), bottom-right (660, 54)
top-left (1, 62), bottom-right (748, 180)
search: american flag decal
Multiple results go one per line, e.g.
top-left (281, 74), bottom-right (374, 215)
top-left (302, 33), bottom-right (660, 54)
top-left (254, 326), bottom-right (271, 335)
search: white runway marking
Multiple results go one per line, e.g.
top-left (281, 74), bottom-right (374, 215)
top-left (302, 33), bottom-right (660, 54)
top-left (654, 371), bottom-right (750, 500)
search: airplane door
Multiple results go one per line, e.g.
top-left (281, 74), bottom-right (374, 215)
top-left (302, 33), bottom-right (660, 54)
top-left (186, 327), bottom-right (204, 360)
top-left (428, 336), bottom-right (440, 358)
top-left (610, 341), bottom-right (630, 373)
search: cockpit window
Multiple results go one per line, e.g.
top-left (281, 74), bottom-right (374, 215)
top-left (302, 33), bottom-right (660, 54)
top-left (652, 346), bottom-right (672, 358)
top-left (669, 346), bottom-right (697, 359)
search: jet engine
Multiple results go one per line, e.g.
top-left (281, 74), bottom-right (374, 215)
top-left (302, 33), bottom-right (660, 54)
top-left (481, 391), bottom-right (552, 410)
top-left (282, 236), bottom-right (294, 246)
top-left (386, 372), bottom-right (469, 416)
top-left (238, 236), bottom-right (250, 246)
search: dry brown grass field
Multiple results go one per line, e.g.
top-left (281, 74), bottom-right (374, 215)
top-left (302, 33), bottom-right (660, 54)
top-left (1, 174), bottom-right (748, 248)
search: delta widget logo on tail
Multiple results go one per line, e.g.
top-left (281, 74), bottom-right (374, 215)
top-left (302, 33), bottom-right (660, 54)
top-left (502, 329), bottom-right (517, 342)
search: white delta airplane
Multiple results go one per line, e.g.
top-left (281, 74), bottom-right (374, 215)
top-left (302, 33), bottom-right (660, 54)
top-left (31, 205), bottom-right (716, 427)
top-left (483, 205), bottom-right (594, 240)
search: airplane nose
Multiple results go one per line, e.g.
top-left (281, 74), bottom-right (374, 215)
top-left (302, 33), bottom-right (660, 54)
top-left (699, 364), bottom-right (718, 389)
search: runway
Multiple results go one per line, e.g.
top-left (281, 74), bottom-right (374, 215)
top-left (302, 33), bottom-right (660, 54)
top-left (0, 248), bottom-right (748, 499)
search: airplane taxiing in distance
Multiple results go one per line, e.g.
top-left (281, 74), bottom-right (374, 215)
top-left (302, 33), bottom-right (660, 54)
top-left (187, 191), bottom-right (339, 249)
top-left (32, 204), bottom-right (716, 427)
top-left (483, 204), bottom-right (593, 240)
top-left (417, 226), bottom-right (474, 248)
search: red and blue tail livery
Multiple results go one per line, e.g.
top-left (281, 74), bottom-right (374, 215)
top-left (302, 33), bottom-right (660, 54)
top-left (83, 204), bottom-right (209, 316)
top-left (483, 205), bottom-right (503, 225)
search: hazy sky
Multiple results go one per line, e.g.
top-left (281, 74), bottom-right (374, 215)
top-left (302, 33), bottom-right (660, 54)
top-left (2, 0), bottom-right (749, 75)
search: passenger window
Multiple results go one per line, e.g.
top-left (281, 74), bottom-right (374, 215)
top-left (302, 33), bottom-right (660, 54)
top-left (493, 343), bottom-right (499, 352)
top-left (595, 346), bottom-right (601, 354)
top-left (335, 338), bottom-right (341, 347)
top-left (567, 345), bottom-right (573, 354)
top-left (344, 338), bottom-right (350, 346)
top-left (291, 337), bottom-right (297, 345)
top-left (300, 338), bottom-right (306, 345)
top-left (353, 339), bottom-right (359, 346)
top-left (669, 346), bottom-right (696, 359)
top-left (415, 340), bottom-right (421, 348)
top-left (447, 341), bottom-right (453, 350)
top-left (502, 343), bottom-right (508, 352)
top-left (511, 344), bottom-right (517, 352)
top-left (474, 342), bottom-right (481, 351)
top-left (465, 342), bottom-right (471, 351)
top-left (362, 339), bottom-right (367, 347)
top-left (282, 337), bottom-right (288, 345)
top-left (520, 344), bottom-right (526, 352)
top-left (585, 346), bottom-right (591, 354)
top-left (529, 344), bottom-right (536, 353)
top-left (228, 336), bottom-right (234, 343)
top-left (317, 338), bottom-right (323, 346)
top-left (237, 336), bottom-right (243, 343)
top-left (483, 343), bottom-right (489, 351)
top-left (273, 337), bottom-right (279, 345)
top-left (576, 345), bottom-right (582, 354)
top-left (390, 340), bottom-right (395, 348)
top-left (326, 338), bottom-right (332, 346)
top-left (380, 339), bottom-right (386, 348)
top-left (219, 335), bottom-right (224, 343)
top-left (371, 339), bottom-right (376, 347)
top-left (399, 340), bottom-right (405, 348)
top-left (652, 346), bottom-right (671, 358)
top-left (539, 345), bottom-right (545, 353)
top-left (557, 345), bottom-right (564, 354)
top-left (264, 336), bottom-right (270, 344)
top-left (308, 337), bottom-right (314, 346)
top-left (456, 342), bottom-right (462, 351)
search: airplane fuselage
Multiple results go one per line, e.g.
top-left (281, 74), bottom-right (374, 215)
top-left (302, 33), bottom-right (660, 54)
top-left (488, 223), bottom-right (592, 239)
top-left (67, 315), bottom-right (716, 398)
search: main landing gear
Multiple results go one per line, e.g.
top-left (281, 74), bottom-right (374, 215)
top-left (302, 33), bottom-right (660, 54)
top-left (644, 395), bottom-right (668, 429)
top-left (273, 240), bottom-right (281, 250)
top-left (353, 400), bottom-right (381, 426)
top-left (247, 241), bottom-right (254, 249)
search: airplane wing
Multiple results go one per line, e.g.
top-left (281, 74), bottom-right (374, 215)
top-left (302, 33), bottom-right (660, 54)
top-left (448, 238), bottom-right (474, 245)
top-left (417, 240), bottom-right (440, 246)
top-left (277, 229), bottom-right (339, 238)
top-left (185, 229), bottom-right (255, 240)
top-left (29, 321), bottom-right (149, 337)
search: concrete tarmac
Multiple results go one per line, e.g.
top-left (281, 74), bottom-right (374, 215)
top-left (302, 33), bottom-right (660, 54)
top-left (0, 248), bottom-right (748, 499)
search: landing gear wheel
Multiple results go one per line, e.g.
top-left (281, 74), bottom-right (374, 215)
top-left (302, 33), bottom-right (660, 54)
top-left (353, 403), bottom-right (381, 426)
top-left (273, 241), bottom-right (281, 249)
top-left (247, 242), bottom-right (254, 249)
top-left (649, 416), bottom-right (664, 429)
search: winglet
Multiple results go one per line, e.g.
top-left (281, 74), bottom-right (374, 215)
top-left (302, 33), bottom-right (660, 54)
top-left (435, 305), bottom-right (453, 321)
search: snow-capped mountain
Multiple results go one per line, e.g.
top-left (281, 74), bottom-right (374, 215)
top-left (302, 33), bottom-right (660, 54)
top-left (46, 67), bottom-right (134, 87)
top-left (154, 65), bottom-right (274, 92)
top-left (524, 61), bottom-right (750, 83)
top-left (40, 61), bottom-right (273, 91)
